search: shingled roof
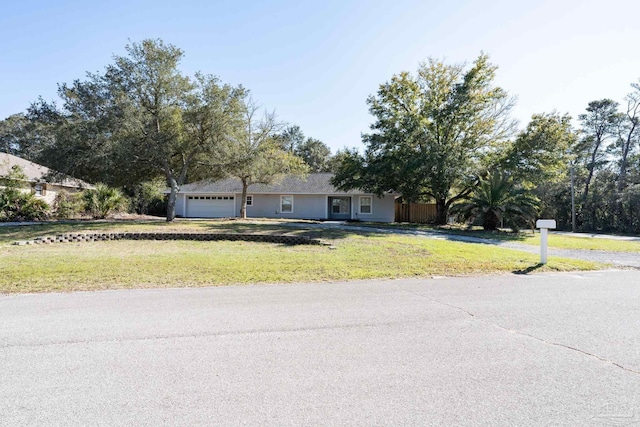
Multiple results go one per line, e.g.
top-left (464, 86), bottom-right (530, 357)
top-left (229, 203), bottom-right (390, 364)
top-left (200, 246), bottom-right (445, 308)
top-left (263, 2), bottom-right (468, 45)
top-left (0, 152), bottom-right (93, 188)
top-left (179, 173), bottom-right (371, 194)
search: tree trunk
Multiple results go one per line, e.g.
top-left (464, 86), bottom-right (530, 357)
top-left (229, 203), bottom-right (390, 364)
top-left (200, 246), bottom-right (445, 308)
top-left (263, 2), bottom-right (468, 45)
top-left (583, 140), bottom-right (601, 204)
top-left (434, 198), bottom-right (448, 225)
top-left (619, 146), bottom-right (630, 192)
top-left (583, 164), bottom-right (594, 204)
top-left (166, 175), bottom-right (178, 222)
top-left (619, 114), bottom-right (637, 192)
top-left (240, 178), bottom-right (248, 219)
top-left (482, 212), bottom-right (500, 231)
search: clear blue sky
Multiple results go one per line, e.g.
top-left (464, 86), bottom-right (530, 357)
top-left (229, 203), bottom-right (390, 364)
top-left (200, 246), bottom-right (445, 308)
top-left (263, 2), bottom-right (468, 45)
top-left (2, 0), bottom-right (640, 152)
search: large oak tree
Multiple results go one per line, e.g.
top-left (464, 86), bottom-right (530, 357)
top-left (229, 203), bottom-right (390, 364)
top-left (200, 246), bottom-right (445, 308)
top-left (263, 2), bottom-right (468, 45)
top-left (501, 112), bottom-right (577, 187)
top-left (23, 39), bottom-right (247, 221)
top-left (332, 54), bottom-right (514, 224)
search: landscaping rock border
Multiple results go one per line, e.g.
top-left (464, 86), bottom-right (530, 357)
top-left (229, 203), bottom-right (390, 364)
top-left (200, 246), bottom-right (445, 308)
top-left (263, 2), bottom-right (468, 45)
top-left (14, 232), bottom-right (328, 246)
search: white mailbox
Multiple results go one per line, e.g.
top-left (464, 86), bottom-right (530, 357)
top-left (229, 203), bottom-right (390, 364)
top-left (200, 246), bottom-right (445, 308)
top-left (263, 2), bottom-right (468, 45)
top-left (536, 219), bottom-right (556, 264)
top-left (536, 219), bottom-right (557, 229)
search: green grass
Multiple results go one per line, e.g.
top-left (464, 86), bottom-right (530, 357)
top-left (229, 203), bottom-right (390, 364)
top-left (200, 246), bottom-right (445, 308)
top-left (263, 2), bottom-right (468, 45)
top-left (509, 233), bottom-right (640, 252)
top-left (355, 223), bottom-right (640, 252)
top-left (0, 220), bottom-right (604, 293)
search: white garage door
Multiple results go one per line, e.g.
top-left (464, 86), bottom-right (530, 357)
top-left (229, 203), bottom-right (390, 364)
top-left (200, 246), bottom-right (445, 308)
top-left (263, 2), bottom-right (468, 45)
top-left (186, 195), bottom-right (235, 218)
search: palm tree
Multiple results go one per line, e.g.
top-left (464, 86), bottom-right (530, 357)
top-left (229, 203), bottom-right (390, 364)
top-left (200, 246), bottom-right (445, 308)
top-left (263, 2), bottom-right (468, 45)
top-left (83, 183), bottom-right (126, 219)
top-left (453, 172), bottom-right (539, 231)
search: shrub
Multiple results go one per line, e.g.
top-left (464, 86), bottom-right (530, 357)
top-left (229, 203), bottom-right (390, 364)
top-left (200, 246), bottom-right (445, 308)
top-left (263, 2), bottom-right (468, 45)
top-left (0, 188), bottom-right (49, 222)
top-left (620, 184), bottom-right (640, 233)
top-left (0, 164), bottom-right (50, 221)
top-left (83, 184), bottom-right (127, 219)
top-left (131, 179), bottom-right (166, 216)
top-left (53, 191), bottom-right (85, 219)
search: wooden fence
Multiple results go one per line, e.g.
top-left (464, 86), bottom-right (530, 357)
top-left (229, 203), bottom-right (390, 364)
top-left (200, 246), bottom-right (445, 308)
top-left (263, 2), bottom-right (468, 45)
top-left (395, 203), bottom-right (437, 223)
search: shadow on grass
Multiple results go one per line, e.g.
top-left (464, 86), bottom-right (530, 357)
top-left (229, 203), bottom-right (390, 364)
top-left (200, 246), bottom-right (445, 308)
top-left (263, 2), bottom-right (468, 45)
top-left (1, 218), bottom-right (391, 245)
top-left (194, 220), bottom-right (390, 241)
top-left (459, 230), bottom-right (532, 242)
top-left (513, 263), bottom-right (544, 275)
top-left (362, 222), bottom-right (534, 242)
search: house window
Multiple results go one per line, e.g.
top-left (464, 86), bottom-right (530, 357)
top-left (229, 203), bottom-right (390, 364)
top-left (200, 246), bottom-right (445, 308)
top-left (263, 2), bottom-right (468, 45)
top-left (246, 195), bottom-right (253, 206)
top-left (359, 196), bottom-right (372, 214)
top-left (34, 184), bottom-right (43, 196)
top-left (280, 195), bottom-right (293, 213)
top-left (332, 197), bottom-right (349, 214)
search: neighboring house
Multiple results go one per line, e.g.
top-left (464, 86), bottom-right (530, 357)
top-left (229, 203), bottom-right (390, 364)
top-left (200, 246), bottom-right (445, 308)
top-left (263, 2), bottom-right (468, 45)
top-left (174, 173), bottom-right (399, 222)
top-left (0, 152), bottom-right (93, 205)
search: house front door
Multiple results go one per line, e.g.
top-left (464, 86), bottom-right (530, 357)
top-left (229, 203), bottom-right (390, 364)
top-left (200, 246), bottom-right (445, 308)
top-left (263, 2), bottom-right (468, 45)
top-left (328, 196), bottom-right (351, 220)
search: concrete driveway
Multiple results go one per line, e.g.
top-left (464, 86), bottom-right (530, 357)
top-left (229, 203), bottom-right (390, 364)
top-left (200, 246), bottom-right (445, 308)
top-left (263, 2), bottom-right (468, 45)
top-left (1, 271), bottom-right (639, 426)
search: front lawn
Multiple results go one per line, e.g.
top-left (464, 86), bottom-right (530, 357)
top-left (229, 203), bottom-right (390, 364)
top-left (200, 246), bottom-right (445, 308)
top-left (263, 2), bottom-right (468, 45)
top-left (359, 223), bottom-right (640, 252)
top-left (0, 220), bottom-right (603, 293)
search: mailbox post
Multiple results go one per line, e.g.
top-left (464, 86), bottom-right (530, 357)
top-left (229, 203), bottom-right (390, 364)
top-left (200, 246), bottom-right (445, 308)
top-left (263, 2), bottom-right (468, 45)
top-left (536, 219), bottom-right (557, 264)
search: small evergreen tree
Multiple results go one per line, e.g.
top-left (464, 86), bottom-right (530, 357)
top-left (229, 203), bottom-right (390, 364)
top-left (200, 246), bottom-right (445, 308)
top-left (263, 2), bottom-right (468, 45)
top-left (453, 172), bottom-right (540, 231)
top-left (83, 184), bottom-right (126, 219)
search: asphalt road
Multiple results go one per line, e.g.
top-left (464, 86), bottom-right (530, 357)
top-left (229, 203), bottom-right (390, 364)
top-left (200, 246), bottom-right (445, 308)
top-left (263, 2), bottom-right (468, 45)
top-left (2, 271), bottom-right (640, 426)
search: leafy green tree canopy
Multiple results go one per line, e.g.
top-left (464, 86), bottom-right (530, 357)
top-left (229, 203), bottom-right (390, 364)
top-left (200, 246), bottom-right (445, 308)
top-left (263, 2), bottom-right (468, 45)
top-left (332, 53), bottom-right (515, 224)
top-left (274, 125), bottom-right (305, 152)
top-left (501, 112), bottom-right (577, 187)
top-left (273, 125), bottom-right (332, 172)
top-left (612, 82), bottom-right (640, 189)
top-left (294, 138), bottom-right (332, 172)
top-left (223, 100), bottom-right (308, 219)
top-left (577, 99), bottom-right (620, 202)
top-left (0, 114), bottom-right (30, 156)
top-left (24, 39), bottom-right (247, 221)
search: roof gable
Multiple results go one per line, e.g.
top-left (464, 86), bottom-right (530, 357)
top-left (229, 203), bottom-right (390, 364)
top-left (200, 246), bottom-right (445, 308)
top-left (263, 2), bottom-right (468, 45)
top-left (0, 152), bottom-right (93, 188)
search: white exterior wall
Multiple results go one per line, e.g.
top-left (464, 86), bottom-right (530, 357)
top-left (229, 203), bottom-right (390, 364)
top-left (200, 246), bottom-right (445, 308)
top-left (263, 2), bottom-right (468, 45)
top-left (176, 192), bottom-right (398, 222)
top-left (241, 193), bottom-right (397, 223)
top-left (352, 194), bottom-right (396, 223)
top-left (39, 184), bottom-right (75, 205)
top-left (175, 193), bottom-right (185, 217)
top-left (241, 194), bottom-right (327, 220)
